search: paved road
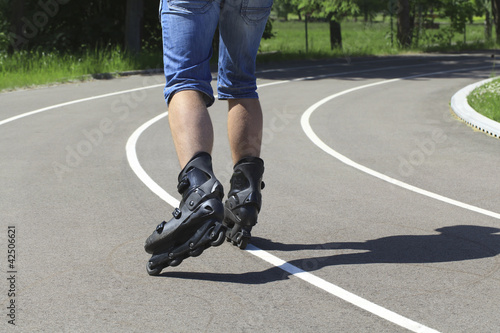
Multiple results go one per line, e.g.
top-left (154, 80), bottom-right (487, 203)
top-left (1, 52), bottom-right (499, 332)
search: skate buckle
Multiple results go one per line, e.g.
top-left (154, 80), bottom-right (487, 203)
top-left (172, 208), bottom-right (182, 219)
top-left (155, 221), bottom-right (167, 233)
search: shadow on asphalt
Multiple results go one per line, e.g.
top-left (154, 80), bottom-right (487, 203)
top-left (159, 225), bottom-right (500, 284)
top-left (254, 54), bottom-right (496, 82)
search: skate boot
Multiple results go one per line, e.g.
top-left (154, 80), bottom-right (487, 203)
top-left (224, 157), bottom-right (265, 250)
top-left (145, 152), bottom-right (225, 276)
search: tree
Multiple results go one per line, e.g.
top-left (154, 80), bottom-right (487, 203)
top-left (125, 0), bottom-right (144, 54)
top-left (296, 0), bottom-right (358, 49)
top-left (474, 0), bottom-right (493, 40)
top-left (397, 0), bottom-right (412, 48)
top-left (274, 0), bottom-right (300, 20)
top-left (354, 0), bottom-right (387, 22)
top-left (8, 0), bottom-right (25, 52)
top-left (0, 0), bottom-right (163, 54)
top-left (442, 0), bottom-right (475, 43)
top-left (324, 0), bottom-right (359, 49)
top-left (493, 0), bottom-right (500, 42)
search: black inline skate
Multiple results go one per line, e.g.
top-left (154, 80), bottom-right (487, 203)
top-left (224, 157), bottom-right (265, 249)
top-left (145, 152), bottom-right (226, 276)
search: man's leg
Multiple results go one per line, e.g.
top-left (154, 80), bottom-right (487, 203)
top-left (227, 98), bottom-right (263, 164)
top-left (160, 0), bottom-right (220, 168)
top-left (168, 90), bottom-right (214, 168)
top-left (145, 92), bottom-right (225, 275)
top-left (224, 98), bottom-right (265, 249)
top-left (146, 90), bottom-right (226, 276)
top-left (144, 0), bottom-right (225, 276)
top-left (218, 0), bottom-right (272, 249)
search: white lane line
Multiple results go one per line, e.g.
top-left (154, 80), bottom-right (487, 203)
top-left (3, 63), bottom-right (477, 333)
top-left (125, 111), bottom-right (178, 207)
top-left (301, 66), bottom-right (500, 221)
top-left (246, 244), bottom-right (439, 333)
top-left (0, 84), bottom-right (164, 127)
top-left (126, 112), bottom-right (440, 333)
top-left (125, 88), bottom-right (442, 333)
top-left (0, 59), bottom-right (471, 127)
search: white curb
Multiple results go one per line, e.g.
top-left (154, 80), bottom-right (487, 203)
top-left (450, 77), bottom-right (500, 139)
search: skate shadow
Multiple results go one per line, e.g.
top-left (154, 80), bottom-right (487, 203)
top-left (159, 225), bottom-right (500, 284)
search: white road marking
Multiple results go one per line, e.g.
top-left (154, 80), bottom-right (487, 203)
top-left (126, 109), bottom-right (441, 333)
top-left (125, 111), bottom-right (177, 206)
top-left (245, 244), bottom-right (439, 333)
top-left (125, 72), bottom-right (452, 332)
top-left (3, 62), bottom-right (491, 333)
top-left (300, 68), bottom-right (500, 221)
top-left (0, 84), bottom-right (164, 127)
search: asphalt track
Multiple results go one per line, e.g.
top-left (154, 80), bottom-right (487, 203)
top-left (1, 52), bottom-right (499, 332)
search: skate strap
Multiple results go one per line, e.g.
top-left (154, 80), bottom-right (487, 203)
top-left (177, 177), bottom-right (190, 194)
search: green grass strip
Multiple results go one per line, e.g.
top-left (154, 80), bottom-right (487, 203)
top-left (0, 19), bottom-right (497, 92)
top-left (467, 77), bottom-right (500, 123)
top-left (0, 47), bottom-right (162, 91)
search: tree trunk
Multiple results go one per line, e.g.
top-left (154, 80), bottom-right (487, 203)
top-left (397, 0), bottom-right (412, 48)
top-left (493, 0), bottom-right (500, 43)
top-left (305, 15), bottom-right (309, 52)
top-left (9, 0), bottom-right (26, 52)
top-left (329, 20), bottom-right (342, 49)
top-left (485, 8), bottom-right (492, 40)
top-left (125, 0), bottom-right (144, 54)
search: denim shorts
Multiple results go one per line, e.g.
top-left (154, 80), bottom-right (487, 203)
top-left (160, 0), bottom-right (273, 106)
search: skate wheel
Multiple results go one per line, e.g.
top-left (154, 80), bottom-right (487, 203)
top-left (210, 229), bottom-right (225, 247)
top-left (234, 230), bottom-right (251, 250)
top-left (146, 262), bottom-right (162, 276)
top-left (189, 247), bottom-right (204, 257)
top-left (237, 237), bottom-right (249, 250)
top-left (169, 258), bottom-right (183, 267)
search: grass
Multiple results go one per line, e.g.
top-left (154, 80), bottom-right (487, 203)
top-left (0, 46), bottom-right (162, 91)
top-left (467, 77), bottom-right (500, 123)
top-left (0, 18), bottom-right (497, 91)
top-left (258, 20), bottom-right (398, 61)
top-left (258, 18), bottom-right (495, 60)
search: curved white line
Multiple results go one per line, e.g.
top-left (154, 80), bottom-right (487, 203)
top-left (2, 62), bottom-right (482, 333)
top-left (246, 244), bottom-right (439, 333)
top-left (0, 84), bottom-right (164, 127)
top-left (127, 107), bottom-right (440, 333)
top-left (301, 67), bottom-right (500, 221)
top-left (122, 81), bottom-right (297, 206)
top-left (125, 111), bottom-right (179, 207)
top-left (125, 70), bottom-right (462, 333)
